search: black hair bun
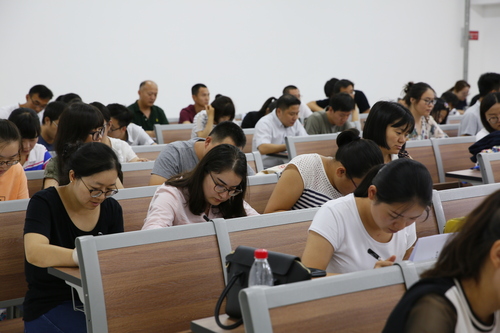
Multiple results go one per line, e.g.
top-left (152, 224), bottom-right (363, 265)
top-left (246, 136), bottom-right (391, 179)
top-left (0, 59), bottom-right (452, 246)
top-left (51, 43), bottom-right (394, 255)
top-left (336, 128), bottom-right (360, 147)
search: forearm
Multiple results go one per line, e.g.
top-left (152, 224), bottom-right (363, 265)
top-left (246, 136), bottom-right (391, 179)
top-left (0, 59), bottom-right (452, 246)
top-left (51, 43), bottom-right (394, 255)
top-left (197, 117), bottom-right (214, 138)
top-left (146, 130), bottom-right (156, 138)
top-left (25, 237), bottom-right (76, 268)
top-left (307, 101), bottom-right (323, 112)
top-left (258, 143), bottom-right (287, 155)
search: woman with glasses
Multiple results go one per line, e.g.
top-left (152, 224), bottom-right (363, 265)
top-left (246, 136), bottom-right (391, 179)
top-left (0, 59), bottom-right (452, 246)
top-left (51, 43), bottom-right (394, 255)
top-left (0, 119), bottom-right (29, 200)
top-left (383, 190), bottom-right (500, 333)
top-left (264, 129), bottom-right (383, 213)
top-left (302, 158), bottom-right (432, 274)
top-left (403, 82), bottom-right (448, 140)
top-left (142, 144), bottom-right (258, 229)
top-left (43, 102), bottom-right (124, 189)
top-left (23, 142), bottom-right (123, 333)
top-left (475, 92), bottom-right (500, 142)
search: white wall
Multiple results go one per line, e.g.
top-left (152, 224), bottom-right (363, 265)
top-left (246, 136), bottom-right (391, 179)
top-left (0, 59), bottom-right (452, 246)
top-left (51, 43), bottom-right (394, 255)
top-left (0, 0), bottom-right (496, 119)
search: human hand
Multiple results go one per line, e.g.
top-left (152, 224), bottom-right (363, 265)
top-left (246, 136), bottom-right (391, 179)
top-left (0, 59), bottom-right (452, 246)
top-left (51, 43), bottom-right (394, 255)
top-left (373, 255), bottom-right (396, 269)
top-left (206, 105), bottom-right (215, 119)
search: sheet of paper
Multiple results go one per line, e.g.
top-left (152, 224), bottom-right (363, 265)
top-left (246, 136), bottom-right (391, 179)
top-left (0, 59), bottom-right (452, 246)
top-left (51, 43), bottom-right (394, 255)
top-left (409, 233), bottom-right (455, 262)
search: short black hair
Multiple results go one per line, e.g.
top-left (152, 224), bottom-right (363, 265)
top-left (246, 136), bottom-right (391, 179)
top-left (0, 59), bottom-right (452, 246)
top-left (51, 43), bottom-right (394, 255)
top-left (42, 101), bottom-right (66, 124)
top-left (282, 85), bottom-right (298, 95)
top-left (107, 103), bottom-right (133, 128)
top-left (28, 85), bottom-right (53, 100)
top-left (0, 119), bottom-right (22, 150)
top-left (211, 95), bottom-right (235, 123)
top-left (89, 102), bottom-right (110, 122)
top-left (333, 79), bottom-right (354, 95)
top-left (440, 91), bottom-right (459, 110)
top-left (192, 83), bottom-right (207, 96)
top-left (324, 78), bottom-right (339, 98)
top-left (209, 121), bottom-right (247, 149)
top-left (363, 101), bottom-right (414, 150)
top-left (329, 93), bottom-right (355, 112)
top-left (276, 94), bottom-right (301, 111)
top-left (480, 92), bottom-right (500, 133)
top-left (478, 73), bottom-right (500, 97)
top-left (55, 93), bottom-right (82, 104)
top-left (8, 108), bottom-right (41, 139)
top-left (403, 82), bottom-right (435, 107)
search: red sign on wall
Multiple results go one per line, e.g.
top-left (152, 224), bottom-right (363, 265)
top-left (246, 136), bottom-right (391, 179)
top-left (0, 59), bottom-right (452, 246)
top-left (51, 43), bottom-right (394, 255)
top-left (469, 31), bottom-right (479, 40)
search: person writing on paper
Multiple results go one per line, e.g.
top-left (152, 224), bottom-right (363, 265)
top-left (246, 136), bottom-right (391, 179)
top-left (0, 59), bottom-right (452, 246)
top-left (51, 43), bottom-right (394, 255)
top-left (142, 144), bottom-right (258, 229)
top-left (302, 158), bottom-right (432, 274)
top-left (383, 190), bottom-right (500, 333)
top-left (264, 129), bottom-right (383, 213)
top-left (23, 142), bottom-right (124, 333)
top-left (363, 101), bottom-right (415, 163)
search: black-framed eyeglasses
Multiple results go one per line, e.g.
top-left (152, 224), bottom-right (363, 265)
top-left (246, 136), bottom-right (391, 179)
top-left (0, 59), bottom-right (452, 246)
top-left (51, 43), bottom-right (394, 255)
top-left (0, 160), bottom-right (20, 166)
top-left (80, 178), bottom-right (119, 198)
top-left (209, 173), bottom-right (242, 197)
top-left (422, 98), bottom-right (437, 106)
top-left (488, 116), bottom-right (500, 124)
top-left (109, 124), bottom-right (123, 132)
top-left (89, 125), bottom-right (105, 141)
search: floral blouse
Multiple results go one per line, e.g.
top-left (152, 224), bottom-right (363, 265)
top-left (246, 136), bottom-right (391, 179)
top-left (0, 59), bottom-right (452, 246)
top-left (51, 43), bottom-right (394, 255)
top-left (408, 116), bottom-right (448, 140)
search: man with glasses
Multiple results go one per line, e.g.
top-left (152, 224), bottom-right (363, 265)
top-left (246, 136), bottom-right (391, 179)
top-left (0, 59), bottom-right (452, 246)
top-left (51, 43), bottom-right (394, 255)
top-left (0, 85), bottom-right (53, 120)
top-left (38, 101), bottom-right (66, 151)
top-left (459, 72), bottom-right (500, 136)
top-left (304, 93), bottom-right (355, 135)
top-left (107, 103), bottom-right (155, 145)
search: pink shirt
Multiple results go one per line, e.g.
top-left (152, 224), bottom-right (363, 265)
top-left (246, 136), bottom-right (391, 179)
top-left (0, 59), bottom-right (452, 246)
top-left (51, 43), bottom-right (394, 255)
top-left (142, 184), bottom-right (259, 229)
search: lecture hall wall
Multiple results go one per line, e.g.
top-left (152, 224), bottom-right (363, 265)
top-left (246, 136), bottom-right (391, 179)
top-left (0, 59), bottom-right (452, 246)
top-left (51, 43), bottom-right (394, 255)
top-left (0, 0), bottom-right (499, 119)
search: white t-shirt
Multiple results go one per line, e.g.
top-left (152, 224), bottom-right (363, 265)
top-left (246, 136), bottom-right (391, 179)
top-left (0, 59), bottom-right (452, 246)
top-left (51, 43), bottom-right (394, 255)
top-left (191, 110), bottom-right (210, 138)
top-left (475, 127), bottom-right (490, 142)
top-left (309, 194), bottom-right (417, 274)
top-left (126, 123), bottom-right (155, 145)
top-left (109, 137), bottom-right (138, 163)
top-left (0, 103), bottom-right (20, 119)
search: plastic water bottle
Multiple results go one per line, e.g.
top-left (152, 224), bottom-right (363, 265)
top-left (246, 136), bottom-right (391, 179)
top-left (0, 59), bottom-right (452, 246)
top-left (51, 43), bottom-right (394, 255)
top-left (248, 248), bottom-right (274, 287)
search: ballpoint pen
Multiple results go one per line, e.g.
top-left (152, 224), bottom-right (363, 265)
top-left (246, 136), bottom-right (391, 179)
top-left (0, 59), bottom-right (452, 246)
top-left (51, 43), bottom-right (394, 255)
top-left (367, 248), bottom-right (381, 261)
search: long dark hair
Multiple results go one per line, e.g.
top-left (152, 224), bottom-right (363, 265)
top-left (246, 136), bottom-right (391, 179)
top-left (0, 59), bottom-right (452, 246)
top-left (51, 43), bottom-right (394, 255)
top-left (422, 190), bottom-right (500, 282)
top-left (65, 142), bottom-right (121, 180)
top-left (166, 144), bottom-right (248, 218)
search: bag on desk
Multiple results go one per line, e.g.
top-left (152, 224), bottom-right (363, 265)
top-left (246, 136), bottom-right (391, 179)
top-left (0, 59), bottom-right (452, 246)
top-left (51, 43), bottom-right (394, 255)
top-left (214, 245), bottom-right (311, 329)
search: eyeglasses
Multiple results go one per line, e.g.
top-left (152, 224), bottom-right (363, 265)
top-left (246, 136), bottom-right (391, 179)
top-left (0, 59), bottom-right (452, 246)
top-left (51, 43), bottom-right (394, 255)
top-left (30, 95), bottom-right (48, 110)
top-left (422, 98), bottom-right (437, 106)
top-left (52, 120), bottom-right (59, 127)
top-left (488, 116), bottom-right (500, 124)
top-left (0, 160), bottom-right (20, 166)
top-left (108, 125), bottom-right (123, 132)
top-left (209, 173), bottom-right (242, 197)
top-left (89, 125), bottom-right (105, 141)
top-left (80, 178), bottom-right (119, 198)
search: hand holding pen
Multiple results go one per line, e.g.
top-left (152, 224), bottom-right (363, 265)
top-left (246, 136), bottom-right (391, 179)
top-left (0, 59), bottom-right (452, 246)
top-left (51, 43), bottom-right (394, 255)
top-left (367, 248), bottom-right (396, 269)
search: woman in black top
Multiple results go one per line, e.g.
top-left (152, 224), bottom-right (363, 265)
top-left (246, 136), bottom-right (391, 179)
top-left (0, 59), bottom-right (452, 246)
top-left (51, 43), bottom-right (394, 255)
top-left (23, 142), bottom-right (124, 333)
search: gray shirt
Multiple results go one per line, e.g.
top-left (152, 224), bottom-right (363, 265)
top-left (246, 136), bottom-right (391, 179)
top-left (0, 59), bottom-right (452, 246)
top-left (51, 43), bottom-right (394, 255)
top-left (152, 138), bottom-right (255, 180)
top-left (304, 110), bottom-right (354, 135)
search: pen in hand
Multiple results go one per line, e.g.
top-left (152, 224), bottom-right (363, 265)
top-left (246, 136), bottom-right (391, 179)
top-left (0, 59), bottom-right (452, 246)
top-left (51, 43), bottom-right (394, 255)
top-left (367, 248), bottom-right (381, 261)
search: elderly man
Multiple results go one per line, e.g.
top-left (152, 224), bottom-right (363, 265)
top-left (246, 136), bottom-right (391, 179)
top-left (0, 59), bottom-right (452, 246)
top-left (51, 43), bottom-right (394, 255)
top-left (128, 80), bottom-right (169, 138)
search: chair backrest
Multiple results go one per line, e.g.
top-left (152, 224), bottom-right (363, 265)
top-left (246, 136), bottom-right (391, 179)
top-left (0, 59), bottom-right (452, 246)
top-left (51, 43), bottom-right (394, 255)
top-left (285, 134), bottom-right (339, 160)
top-left (478, 152), bottom-right (500, 184)
top-left (245, 151), bottom-right (264, 173)
top-left (416, 196), bottom-right (440, 238)
top-left (239, 260), bottom-right (435, 333)
top-left (439, 123), bottom-right (459, 137)
top-left (242, 129), bottom-right (255, 154)
top-left (432, 183), bottom-right (500, 232)
top-left (431, 136), bottom-right (476, 183)
top-left (447, 115), bottom-right (463, 124)
top-left (121, 161), bottom-right (155, 188)
top-left (245, 174), bottom-right (279, 214)
top-left (213, 208), bottom-right (318, 283)
top-left (131, 144), bottom-right (166, 160)
top-left (77, 223), bottom-right (226, 333)
top-left (113, 186), bottom-right (158, 231)
top-left (26, 170), bottom-right (45, 197)
top-left (154, 124), bottom-right (193, 145)
top-left (406, 140), bottom-right (439, 184)
top-left (0, 199), bottom-right (30, 308)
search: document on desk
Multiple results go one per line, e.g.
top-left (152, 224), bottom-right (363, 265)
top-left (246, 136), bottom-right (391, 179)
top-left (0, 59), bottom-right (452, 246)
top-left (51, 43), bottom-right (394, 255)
top-left (409, 233), bottom-right (455, 262)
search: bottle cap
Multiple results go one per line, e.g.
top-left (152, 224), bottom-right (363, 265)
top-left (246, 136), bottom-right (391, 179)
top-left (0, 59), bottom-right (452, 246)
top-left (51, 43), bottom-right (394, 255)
top-left (254, 248), bottom-right (268, 259)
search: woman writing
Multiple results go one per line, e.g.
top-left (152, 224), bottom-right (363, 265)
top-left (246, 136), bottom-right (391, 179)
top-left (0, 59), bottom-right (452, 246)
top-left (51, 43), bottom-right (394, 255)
top-left (142, 144), bottom-right (258, 229)
top-left (302, 158), bottom-right (432, 274)
top-left (264, 129), bottom-right (383, 213)
top-left (23, 142), bottom-right (124, 333)
top-left (403, 82), bottom-right (448, 140)
top-left (0, 119), bottom-right (29, 200)
top-left (383, 189), bottom-right (500, 332)
top-left (363, 101), bottom-right (415, 163)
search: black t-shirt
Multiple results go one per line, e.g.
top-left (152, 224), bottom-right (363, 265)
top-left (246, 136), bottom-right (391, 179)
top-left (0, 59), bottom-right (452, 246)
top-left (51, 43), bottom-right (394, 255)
top-left (241, 111), bottom-right (265, 129)
top-left (316, 90), bottom-right (370, 113)
top-left (23, 187), bottom-right (124, 321)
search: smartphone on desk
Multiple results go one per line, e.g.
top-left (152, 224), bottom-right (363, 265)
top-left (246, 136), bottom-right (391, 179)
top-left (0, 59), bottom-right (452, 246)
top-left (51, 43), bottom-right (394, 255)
top-left (308, 267), bottom-right (327, 278)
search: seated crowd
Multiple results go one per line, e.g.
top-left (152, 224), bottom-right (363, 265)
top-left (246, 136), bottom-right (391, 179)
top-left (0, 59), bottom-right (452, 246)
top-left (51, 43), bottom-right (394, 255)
top-left (2, 72), bottom-right (500, 332)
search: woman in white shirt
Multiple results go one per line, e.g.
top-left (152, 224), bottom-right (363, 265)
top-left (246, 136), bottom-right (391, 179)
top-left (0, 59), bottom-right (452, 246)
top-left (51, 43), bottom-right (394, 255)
top-left (191, 95), bottom-right (235, 138)
top-left (143, 144), bottom-right (258, 229)
top-left (476, 92), bottom-right (500, 142)
top-left (302, 158), bottom-right (432, 274)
